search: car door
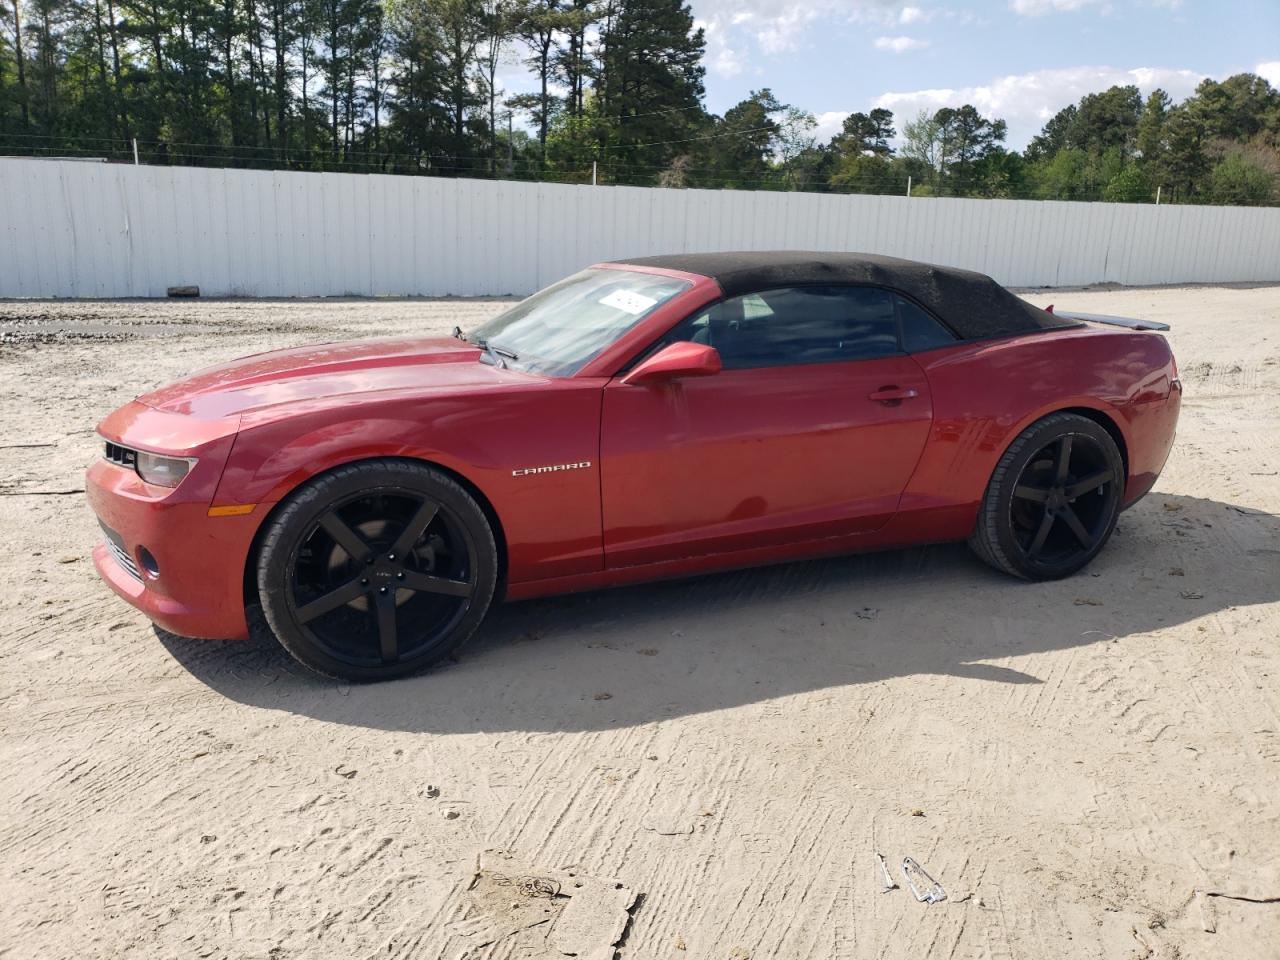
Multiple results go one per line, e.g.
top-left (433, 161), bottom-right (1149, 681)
top-left (600, 285), bottom-right (935, 569)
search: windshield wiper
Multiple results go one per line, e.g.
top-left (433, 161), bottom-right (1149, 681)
top-left (471, 336), bottom-right (519, 368)
top-left (489, 343), bottom-right (519, 361)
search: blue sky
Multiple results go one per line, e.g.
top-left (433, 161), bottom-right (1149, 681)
top-left (692, 0), bottom-right (1280, 148)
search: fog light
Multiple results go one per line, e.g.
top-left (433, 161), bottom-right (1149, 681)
top-left (138, 547), bottom-right (160, 578)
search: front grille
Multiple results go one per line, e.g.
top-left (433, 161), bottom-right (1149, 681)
top-left (100, 523), bottom-right (142, 581)
top-left (104, 441), bottom-right (138, 469)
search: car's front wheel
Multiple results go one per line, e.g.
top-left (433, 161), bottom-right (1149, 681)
top-left (969, 412), bottom-right (1125, 581)
top-left (256, 459), bottom-right (498, 681)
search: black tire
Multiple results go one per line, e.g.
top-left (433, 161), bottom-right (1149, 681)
top-left (256, 459), bottom-right (498, 681)
top-left (969, 412), bottom-right (1124, 581)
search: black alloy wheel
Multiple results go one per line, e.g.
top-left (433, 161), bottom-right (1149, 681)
top-left (969, 412), bottom-right (1125, 580)
top-left (257, 460), bottom-right (498, 681)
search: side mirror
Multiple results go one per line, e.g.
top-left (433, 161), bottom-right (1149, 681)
top-left (621, 341), bottom-right (722, 387)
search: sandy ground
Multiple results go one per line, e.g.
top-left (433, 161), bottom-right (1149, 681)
top-left (1, 285), bottom-right (1278, 960)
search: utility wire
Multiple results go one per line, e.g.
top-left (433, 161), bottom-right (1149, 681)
top-left (0, 119), bottom-right (781, 160)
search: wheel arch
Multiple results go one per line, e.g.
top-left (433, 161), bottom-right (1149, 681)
top-left (950, 402), bottom-right (1132, 539)
top-left (240, 455), bottom-right (510, 608)
top-left (997, 401), bottom-right (1130, 487)
top-left (1057, 405), bottom-right (1129, 479)
top-left (967, 405), bottom-right (1129, 580)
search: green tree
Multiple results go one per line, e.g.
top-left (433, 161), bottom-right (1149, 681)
top-left (702, 88), bottom-right (780, 187)
top-left (265, 0), bottom-right (300, 155)
top-left (1189, 73), bottom-right (1280, 142)
top-left (1162, 105), bottom-right (1208, 200)
top-left (773, 105), bottom-right (817, 189)
top-left (829, 151), bottom-right (893, 193)
top-left (385, 0), bottom-right (451, 166)
top-left (900, 104), bottom-right (1004, 194)
top-left (1031, 146), bottom-right (1087, 200)
top-left (901, 109), bottom-right (943, 183)
top-left (1026, 105), bottom-right (1075, 162)
top-left (316, 0), bottom-right (362, 158)
top-left (826, 108), bottom-right (896, 193)
top-left (0, 0), bottom-right (9, 124)
top-left (24, 0), bottom-right (71, 134)
top-left (1207, 151), bottom-right (1275, 205)
top-left (782, 140), bottom-right (833, 191)
top-left (555, 0), bottom-right (595, 118)
top-left (1070, 84), bottom-right (1142, 154)
top-left (474, 0), bottom-right (515, 168)
top-left (436, 0), bottom-right (484, 166)
top-left (596, 0), bottom-right (705, 179)
top-left (833, 108), bottom-right (894, 157)
top-left (938, 104), bottom-right (1005, 193)
top-left (1135, 88), bottom-right (1170, 179)
top-left (544, 98), bottom-right (598, 177)
top-left (3, 0), bottom-right (1278, 203)
top-left (1102, 164), bottom-right (1150, 203)
top-left (514, 0), bottom-right (561, 164)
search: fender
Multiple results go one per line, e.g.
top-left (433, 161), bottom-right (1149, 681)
top-left (213, 387), bottom-right (606, 584)
top-left (891, 326), bottom-right (1167, 540)
top-left (213, 415), bottom-right (498, 511)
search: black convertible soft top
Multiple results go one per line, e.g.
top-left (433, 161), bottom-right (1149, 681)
top-left (614, 250), bottom-right (1078, 341)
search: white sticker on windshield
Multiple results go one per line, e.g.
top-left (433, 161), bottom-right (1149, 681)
top-left (599, 289), bottom-right (658, 315)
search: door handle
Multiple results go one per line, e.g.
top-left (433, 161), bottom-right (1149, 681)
top-left (868, 385), bottom-right (919, 403)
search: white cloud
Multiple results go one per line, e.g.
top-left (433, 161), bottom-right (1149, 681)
top-left (1009, 0), bottom-right (1103, 14)
top-left (814, 110), bottom-right (852, 142)
top-left (755, 5), bottom-right (825, 53)
top-left (713, 46), bottom-right (746, 76)
top-left (899, 5), bottom-right (926, 22)
top-left (692, 0), bottom-right (905, 57)
top-left (873, 64), bottom-right (1206, 148)
top-left (874, 35), bottom-right (930, 52)
top-left (1257, 61), bottom-right (1280, 88)
top-left (696, 17), bottom-right (748, 77)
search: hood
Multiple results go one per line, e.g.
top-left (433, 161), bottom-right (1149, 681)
top-left (138, 336), bottom-right (519, 419)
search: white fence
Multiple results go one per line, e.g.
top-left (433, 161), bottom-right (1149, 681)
top-left (2, 156), bottom-right (1279, 298)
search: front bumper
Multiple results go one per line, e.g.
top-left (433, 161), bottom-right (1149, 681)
top-left (86, 427), bottom-right (259, 640)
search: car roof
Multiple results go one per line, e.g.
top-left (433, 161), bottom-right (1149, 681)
top-left (611, 250), bottom-right (1078, 341)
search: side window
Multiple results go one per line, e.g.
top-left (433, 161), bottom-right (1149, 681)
top-left (665, 285), bottom-right (901, 369)
top-left (896, 295), bottom-right (957, 352)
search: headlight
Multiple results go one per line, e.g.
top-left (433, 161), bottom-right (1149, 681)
top-left (135, 451), bottom-right (195, 487)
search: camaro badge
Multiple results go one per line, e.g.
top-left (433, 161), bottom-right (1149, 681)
top-left (512, 461), bottom-right (592, 477)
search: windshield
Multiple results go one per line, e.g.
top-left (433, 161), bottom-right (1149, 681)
top-left (467, 268), bottom-right (691, 376)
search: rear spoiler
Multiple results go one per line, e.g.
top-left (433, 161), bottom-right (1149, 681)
top-left (1044, 304), bottom-right (1169, 332)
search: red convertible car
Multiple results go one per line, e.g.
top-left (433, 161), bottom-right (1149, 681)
top-left (87, 252), bottom-right (1181, 681)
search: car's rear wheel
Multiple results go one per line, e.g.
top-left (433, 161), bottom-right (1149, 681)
top-left (969, 412), bottom-right (1124, 581)
top-left (256, 459), bottom-right (498, 681)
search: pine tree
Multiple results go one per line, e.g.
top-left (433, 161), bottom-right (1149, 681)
top-left (1026, 105), bottom-right (1075, 162)
top-left (476, 0), bottom-right (514, 169)
top-left (514, 0), bottom-right (561, 165)
top-left (1135, 88), bottom-right (1170, 185)
top-left (704, 89), bottom-right (780, 187)
top-left (385, 0), bottom-right (450, 167)
top-left (435, 0), bottom-right (483, 167)
top-left (554, 0), bottom-right (594, 117)
top-left (7, 0), bottom-right (34, 129)
top-left (596, 0), bottom-right (705, 178)
top-left (1162, 105), bottom-right (1208, 201)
